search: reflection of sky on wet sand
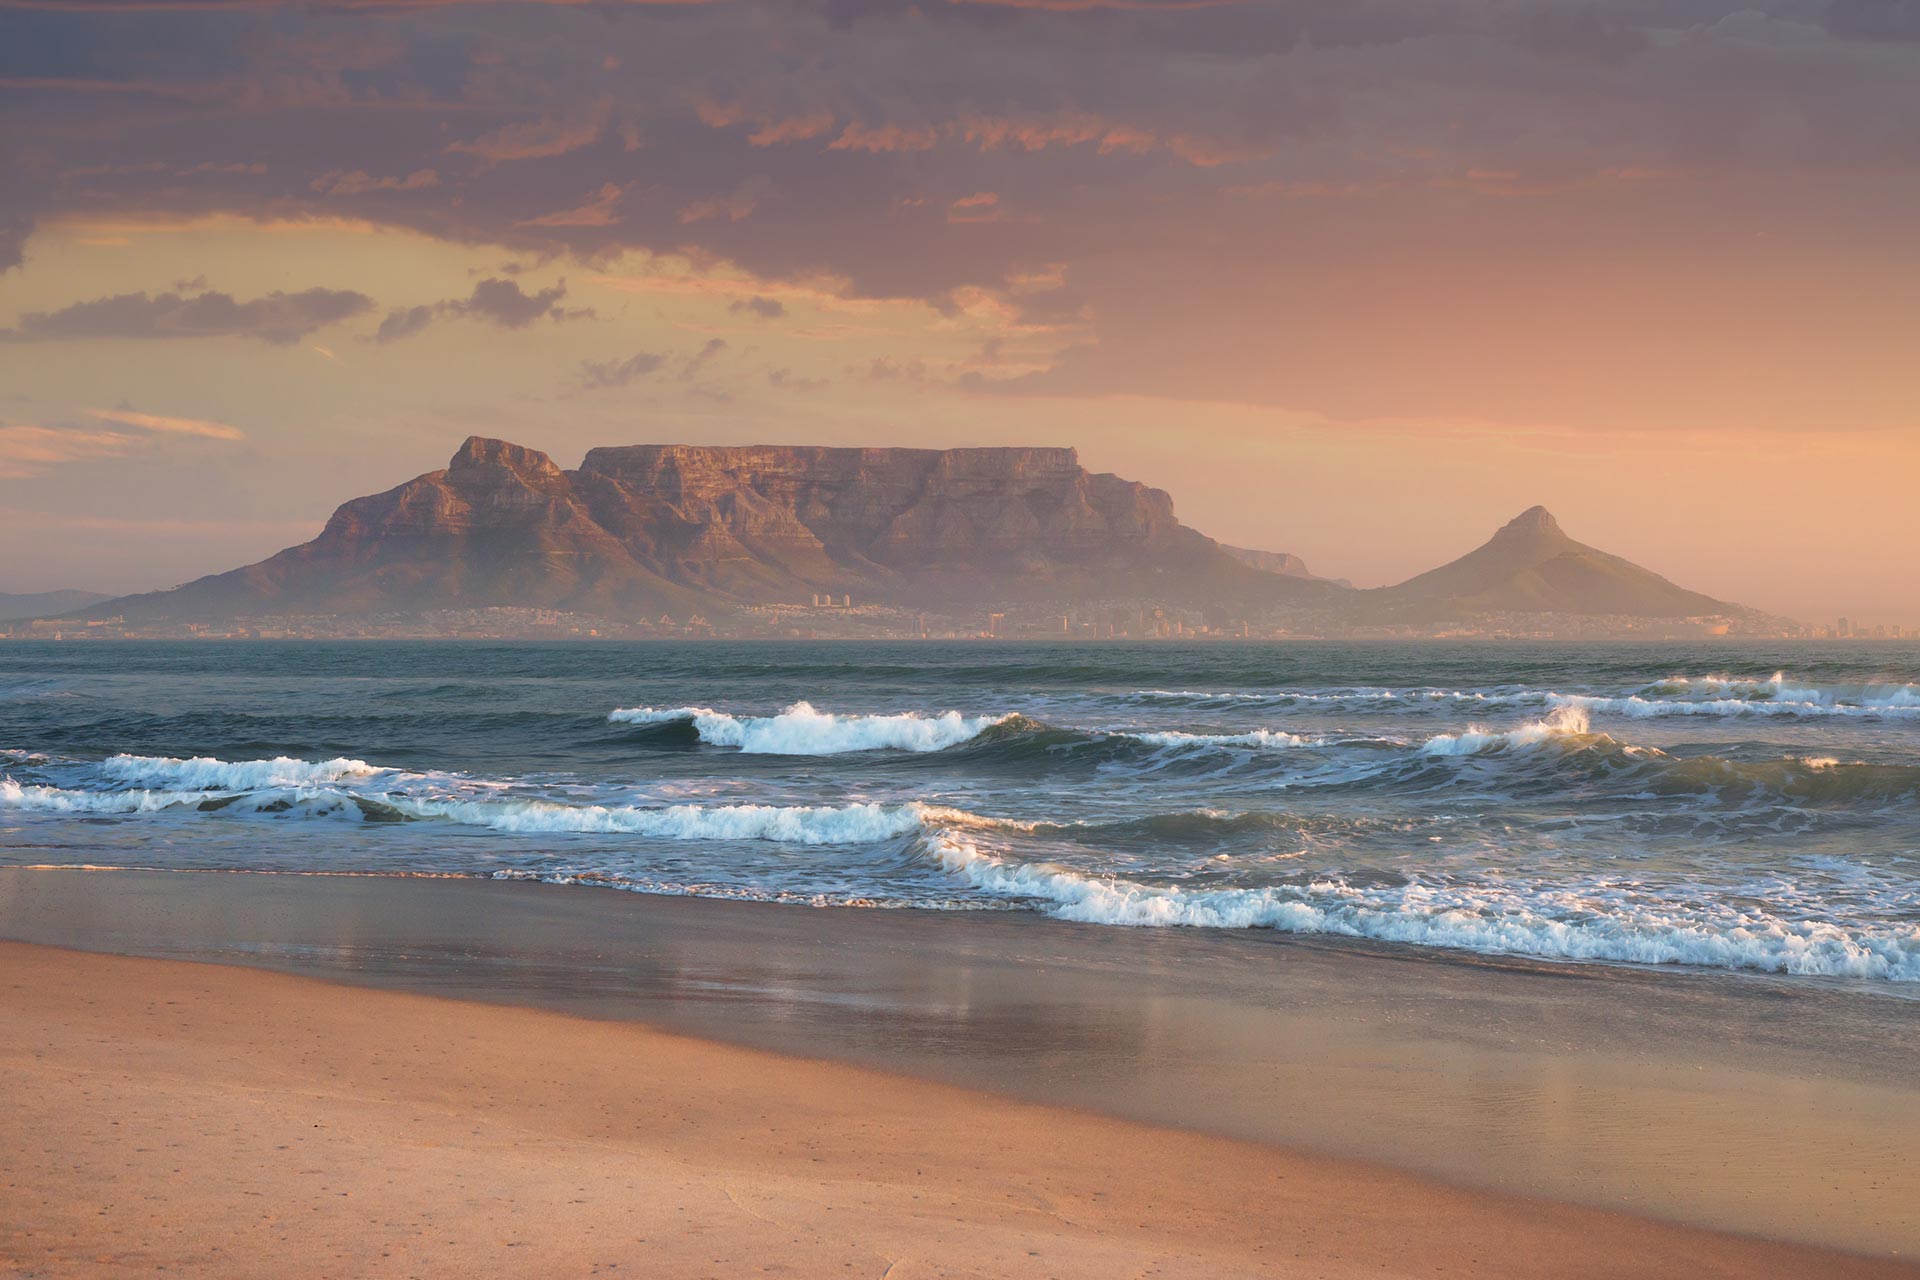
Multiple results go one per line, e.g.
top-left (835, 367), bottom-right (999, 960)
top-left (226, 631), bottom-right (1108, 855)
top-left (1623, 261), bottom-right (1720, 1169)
top-left (3, 866), bottom-right (1914, 1256)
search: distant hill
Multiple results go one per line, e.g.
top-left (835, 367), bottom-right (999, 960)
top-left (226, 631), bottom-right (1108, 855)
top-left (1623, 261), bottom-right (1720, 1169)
top-left (1219, 545), bottom-right (1349, 587)
top-left (1365, 506), bottom-right (1744, 619)
top-left (0, 589), bottom-right (114, 622)
top-left (99, 438), bottom-right (1327, 623)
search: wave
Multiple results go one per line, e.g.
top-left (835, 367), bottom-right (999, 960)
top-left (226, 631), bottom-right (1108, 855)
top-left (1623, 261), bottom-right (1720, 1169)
top-left (98, 753), bottom-right (386, 789)
top-left (609, 701), bottom-right (1008, 754)
top-left (914, 830), bottom-right (1920, 981)
top-left (1120, 687), bottom-right (1527, 710)
top-left (1554, 693), bottom-right (1920, 720)
top-left (1418, 706), bottom-right (1605, 757)
top-left (0, 778), bottom-right (403, 821)
top-left (1125, 727), bottom-right (1313, 750)
top-left (1120, 676), bottom-right (1920, 720)
top-left (394, 795), bottom-right (927, 843)
top-left (1594, 673), bottom-right (1920, 718)
top-left (0, 771), bottom-right (931, 844)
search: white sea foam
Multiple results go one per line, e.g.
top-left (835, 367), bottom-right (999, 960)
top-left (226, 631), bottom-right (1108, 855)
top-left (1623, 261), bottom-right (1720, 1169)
top-left (1551, 692), bottom-right (1920, 720)
top-left (0, 779), bottom-right (378, 819)
top-left (99, 753), bottom-right (386, 789)
top-left (1, 779), bottom-right (212, 814)
top-left (396, 795), bottom-right (928, 843)
top-left (1418, 706), bottom-right (1599, 756)
top-left (914, 829), bottom-right (1920, 981)
top-left (1126, 728), bottom-right (1314, 750)
top-left (609, 701), bottom-right (1006, 754)
top-left (1613, 673), bottom-right (1920, 716)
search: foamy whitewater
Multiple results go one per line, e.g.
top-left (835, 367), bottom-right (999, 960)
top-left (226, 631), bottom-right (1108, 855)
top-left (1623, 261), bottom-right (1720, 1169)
top-left (4, 641), bottom-right (1917, 985)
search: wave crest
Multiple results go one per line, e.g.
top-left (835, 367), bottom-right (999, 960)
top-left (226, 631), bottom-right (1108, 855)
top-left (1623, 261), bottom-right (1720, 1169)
top-left (99, 753), bottom-right (386, 789)
top-left (609, 701), bottom-right (1007, 754)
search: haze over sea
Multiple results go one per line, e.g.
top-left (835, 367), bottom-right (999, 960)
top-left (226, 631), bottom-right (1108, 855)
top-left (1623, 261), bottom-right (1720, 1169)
top-left (3, 640), bottom-right (1916, 987)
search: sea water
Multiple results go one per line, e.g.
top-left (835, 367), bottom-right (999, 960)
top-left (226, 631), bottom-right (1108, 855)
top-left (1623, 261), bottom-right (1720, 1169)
top-left (2, 640), bottom-right (1916, 984)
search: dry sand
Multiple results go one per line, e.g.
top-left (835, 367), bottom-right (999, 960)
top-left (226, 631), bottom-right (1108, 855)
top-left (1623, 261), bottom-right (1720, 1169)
top-left (2, 941), bottom-right (1911, 1279)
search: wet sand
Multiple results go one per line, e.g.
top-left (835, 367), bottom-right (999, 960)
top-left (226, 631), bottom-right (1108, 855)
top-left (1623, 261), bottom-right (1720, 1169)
top-left (2, 867), bottom-right (1917, 1271)
top-left (6, 938), bottom-right (1917, 1280)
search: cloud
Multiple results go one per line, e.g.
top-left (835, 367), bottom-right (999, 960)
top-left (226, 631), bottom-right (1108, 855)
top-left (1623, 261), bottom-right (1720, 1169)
top-left (729, 295), bottom-right (787, 318)
top-left (373, 304), bottom-right (438, 344)
top-left (0, 425), bottom-right (138, 478)
top-left (580, 351), bottom-right (668, 389)
top-left (678, 176), bottom-right (776, 225)
top-left (466, 278), bottom-right (570, 327)
top-left (373, 278), bottom-right (576, 343)
top-left (0, 407), bottom-right (243, 478)
top-left (447, 100), bottom-right (616, 164)
top-left (87, 407), bottom-right (246, 440)
top-left (516, 182), bottom-right (628, 229)
top-left (2, 287), bottom-right (375, 345)
top-left (311, 168), bottom-right (440, 196)
top-left (827, 122), bottom-right (940, 153)
top-left (768, 367), bottom-right (827, 391)
top-left (4, 0), bottom-right (1920, 439)
top-left (682, 337), bottom-right (728, 379)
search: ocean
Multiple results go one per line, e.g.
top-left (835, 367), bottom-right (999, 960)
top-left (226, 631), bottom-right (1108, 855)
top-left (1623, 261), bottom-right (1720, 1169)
top-left (3, 640), bottom-right (1916, 985)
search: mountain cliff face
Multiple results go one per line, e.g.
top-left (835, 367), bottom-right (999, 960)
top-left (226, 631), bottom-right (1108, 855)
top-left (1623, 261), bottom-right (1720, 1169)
top-left (107, 438), bottom-right (1312, 620)
top-left (1367, 506), bottom-right (1738, 619)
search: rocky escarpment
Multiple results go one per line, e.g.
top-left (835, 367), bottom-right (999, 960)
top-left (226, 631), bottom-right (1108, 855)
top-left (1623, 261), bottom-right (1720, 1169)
top-left (104, 438), bottom-right (1323, 620)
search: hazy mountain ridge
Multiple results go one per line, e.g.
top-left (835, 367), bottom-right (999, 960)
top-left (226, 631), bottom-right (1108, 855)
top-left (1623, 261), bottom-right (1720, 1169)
top-left (0, 590), bottom-right (113, 622)
top-left (47, 442), bottom-right (1771, 631)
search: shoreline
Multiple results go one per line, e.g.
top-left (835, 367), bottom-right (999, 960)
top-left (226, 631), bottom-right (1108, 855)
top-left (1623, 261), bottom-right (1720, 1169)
top-left (5, 937), bottom-right (1915, 1279)
top-left (12, 860), bottom-right (1920, 999)
top-left (2, 866), bottom-right (1916, 1260)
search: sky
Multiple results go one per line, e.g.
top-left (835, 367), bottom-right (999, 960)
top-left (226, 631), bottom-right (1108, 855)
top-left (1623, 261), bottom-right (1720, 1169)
top-left (1, 0), bottom-right (1916, 625)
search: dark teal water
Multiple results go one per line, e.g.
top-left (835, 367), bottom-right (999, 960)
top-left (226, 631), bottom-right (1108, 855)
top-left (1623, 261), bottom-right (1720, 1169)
top-left (2, 640), bottom-right (1916, 983)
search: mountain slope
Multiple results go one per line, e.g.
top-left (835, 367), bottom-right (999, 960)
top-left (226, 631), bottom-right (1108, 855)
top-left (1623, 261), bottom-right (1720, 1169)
top-left (1221, 546), bottom-right (1317, 580)
top-left (1368, 506), bottom-right (1739, 619)
top-left (0, 589), bottom-right (114, 622)
top-left (103, 438), bottom-right (1325, 622)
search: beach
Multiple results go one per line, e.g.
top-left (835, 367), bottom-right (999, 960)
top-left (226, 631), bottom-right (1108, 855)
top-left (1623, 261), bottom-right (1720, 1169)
top-left (4, 868), bottom-right (1918, 1277)
top-left (5, 932), bottom-right (1915, 1280)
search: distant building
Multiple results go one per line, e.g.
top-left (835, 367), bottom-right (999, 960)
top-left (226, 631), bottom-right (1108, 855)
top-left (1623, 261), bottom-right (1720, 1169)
top-left (987, 612), bottom-right (1006, 638)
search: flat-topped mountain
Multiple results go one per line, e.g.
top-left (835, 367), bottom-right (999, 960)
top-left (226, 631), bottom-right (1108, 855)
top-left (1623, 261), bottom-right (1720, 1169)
top-left (101, 438), bottom-right (1320, 621)
top-left (1367, 506), bottom-right (1740, 619)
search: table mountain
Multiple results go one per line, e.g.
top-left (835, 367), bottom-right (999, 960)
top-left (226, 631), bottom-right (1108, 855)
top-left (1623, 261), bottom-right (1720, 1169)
top-left (100, 438), bottom-right (1321, 621)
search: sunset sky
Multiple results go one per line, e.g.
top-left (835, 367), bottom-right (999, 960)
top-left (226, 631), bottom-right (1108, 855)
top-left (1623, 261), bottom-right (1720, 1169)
top-left (2, 0), bottom-right (1916, 624)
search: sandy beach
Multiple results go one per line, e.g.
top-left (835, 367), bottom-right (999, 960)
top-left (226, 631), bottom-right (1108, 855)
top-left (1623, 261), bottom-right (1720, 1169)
top-left (3, 937), bottom-right (1913, 1280)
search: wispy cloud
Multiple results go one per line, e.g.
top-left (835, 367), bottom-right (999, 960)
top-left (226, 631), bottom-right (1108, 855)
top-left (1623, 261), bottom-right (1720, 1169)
top-left (2, 287), bottom-right (374, 345)
top-left (0, 425), bottom-right (138, 478)
top-left (88, 407), bottom-right (246, 441)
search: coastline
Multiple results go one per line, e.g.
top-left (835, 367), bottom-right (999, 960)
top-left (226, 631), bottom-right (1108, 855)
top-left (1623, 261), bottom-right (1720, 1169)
top-left (2, 866), bottom-right (1916, 1264)
top-left (5, 937), bottom-right (1916, 1280)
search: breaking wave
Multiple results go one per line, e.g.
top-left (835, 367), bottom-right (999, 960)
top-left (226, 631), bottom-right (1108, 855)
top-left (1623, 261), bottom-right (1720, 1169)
top-left (395, 795), bottom-right (927, 843)
top-left (609, 701), bottom-right (1008, 754)
top-left (98, 753), bottom-right (387, 789)
top-left (913, 830), bottom-right (1920, 982)
top-left (1419, 706), bottom-right (1601, 756)
top-left (0, 770), bottom-right (930, 845)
